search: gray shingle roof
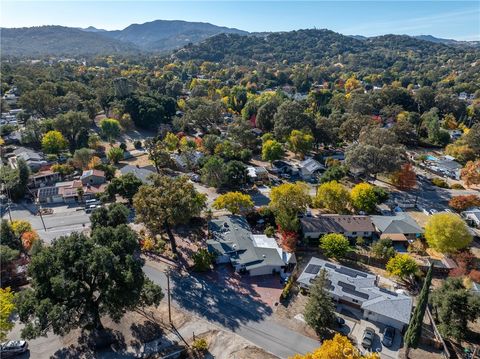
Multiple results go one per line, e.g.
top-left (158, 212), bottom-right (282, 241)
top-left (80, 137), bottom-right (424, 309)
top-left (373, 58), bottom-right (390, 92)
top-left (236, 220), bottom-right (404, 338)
top-left (298, 257), bottom-right (412, 325)
top-left (119, 165), bottom-right (155, 183)
top-left (207, 215), bottom-right (291, 270)
top-left (370, 213), bottom-right (423, 234)
top-left (301, 215), bottom-right (375, 233)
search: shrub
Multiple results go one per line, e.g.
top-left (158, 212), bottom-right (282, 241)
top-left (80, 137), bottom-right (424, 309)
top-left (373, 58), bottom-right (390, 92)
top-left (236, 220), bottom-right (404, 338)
top-left (119, 142), bottom-right (128, 152)
top-left (355, 236), bottom-right (366, 247)
top-left (264, 225), bottom-right (275, 237)
top-left (134, 140), bottom-right (142, 149)
top-left (371, 238), bottom-right (396, 259)
top-left (281, 276), bottom-right (294, 300)
top-left (407, 240), bottom-right (427, 255)
top-left (431, 178), bottom-right (449, 188)
top-left (450, 183), bottom-right (465, 190)
top-left (192, 248), bottom-right (214, 272)
top-left (192, 338), bottom-right (208, 352)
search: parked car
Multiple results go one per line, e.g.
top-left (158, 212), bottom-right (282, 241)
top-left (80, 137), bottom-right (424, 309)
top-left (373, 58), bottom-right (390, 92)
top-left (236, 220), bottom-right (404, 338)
top-left (85, 204), bottom-right (97, 213)
top-left (444, 208), bottom-right (453, 213)
top-left (429, 209), bottom-right (438, 215)
top-left (382, 326), bottom-right (395, 347)
top-left (0, 340), bottom-right (28, 357)
top-left (188, 173), bottom-right (200, 182)
top-left (336, 316), bottom-right (345, 327)
top-left (361, 327), bottom-right (375, 349)
top-left (85, 198), bottom-right (100, 209)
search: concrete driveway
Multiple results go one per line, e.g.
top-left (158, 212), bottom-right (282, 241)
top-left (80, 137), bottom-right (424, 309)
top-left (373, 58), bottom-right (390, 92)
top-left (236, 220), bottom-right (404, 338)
top-left (351, 319), bottom-right (401, 359)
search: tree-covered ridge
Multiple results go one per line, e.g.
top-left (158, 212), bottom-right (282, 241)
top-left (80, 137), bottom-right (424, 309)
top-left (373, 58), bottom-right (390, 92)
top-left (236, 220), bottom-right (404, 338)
top-left (174, 29), bottom-right (480, 72)
top-left (0, 26), bottom-right (141, 57)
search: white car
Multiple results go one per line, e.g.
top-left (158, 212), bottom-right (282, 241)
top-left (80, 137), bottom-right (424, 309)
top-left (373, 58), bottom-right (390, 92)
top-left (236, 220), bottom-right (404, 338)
top-left (444, 209), bottom-right (453, 213)
top-left (0, 340), bottom-right (28, 357)
top-left (429, 209), bottom-right (438, 215)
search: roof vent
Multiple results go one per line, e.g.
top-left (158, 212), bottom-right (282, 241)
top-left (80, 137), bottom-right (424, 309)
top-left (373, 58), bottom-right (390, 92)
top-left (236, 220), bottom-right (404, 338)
top-left (262, 254), bottom-right (266, 258)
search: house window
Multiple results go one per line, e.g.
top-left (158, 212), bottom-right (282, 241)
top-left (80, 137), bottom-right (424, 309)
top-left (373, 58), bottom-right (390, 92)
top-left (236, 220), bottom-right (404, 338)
top-left (352, 232), bottom-right (357, 236)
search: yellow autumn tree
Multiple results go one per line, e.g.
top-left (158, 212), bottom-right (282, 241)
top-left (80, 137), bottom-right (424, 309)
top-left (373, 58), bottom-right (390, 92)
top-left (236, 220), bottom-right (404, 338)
top-left (11, 220), bottom-right (32, 238)
top-left (290, 333), bottom-right (380, 359)
top-left (344, 76), bottom-right (360, 93)
top-left (88, 156), bottom-right (102, 170)
top-left (0, 287), bottom-right (15, 341)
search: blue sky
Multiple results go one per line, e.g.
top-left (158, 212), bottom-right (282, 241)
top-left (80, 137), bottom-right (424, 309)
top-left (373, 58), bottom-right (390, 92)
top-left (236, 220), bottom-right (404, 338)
top-left (2, 1), bottom-right (479, 40)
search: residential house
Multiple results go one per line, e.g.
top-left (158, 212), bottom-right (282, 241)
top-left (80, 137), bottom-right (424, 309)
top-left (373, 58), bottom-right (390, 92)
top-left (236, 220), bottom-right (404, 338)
top-left (171, 151), bottom-right (204, 171)
top-left (462, 208), bottom-right (480, 228)
top-left (207, 215), bottom-right (296, 277)
top-left (10, 147), bottom-right (47, 171)
top-left (298, 257), bottom-right (412, 331)
top-left (301, 215), bottom-right (375, 243)
top-left (37, 180), bottom-right (106, 204)
top-left (370, 213), bottom-right (423, 242)
top-left (31, 170), bottom-right (60, 188)
top-left (247, 166), bottom-right (269, 184)
top-left (80, 169), bottom-right (106, 186)
top-left (298, 158), bottom-right (325, 180)
top-left (119, 165), bottom-right (155, 183)
top-left (425, 156), bottom-right (463, 180)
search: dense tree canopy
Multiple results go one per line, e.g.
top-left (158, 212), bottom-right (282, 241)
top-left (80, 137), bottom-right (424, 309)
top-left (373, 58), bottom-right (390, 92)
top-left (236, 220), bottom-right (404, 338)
top-left (15, 228), bottom-right (163, 338)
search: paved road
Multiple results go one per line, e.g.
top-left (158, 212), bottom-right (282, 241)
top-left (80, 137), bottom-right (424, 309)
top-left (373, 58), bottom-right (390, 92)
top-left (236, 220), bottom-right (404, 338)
top-left (1, 202), bottom-right (91, 243)
top-left (143, 264), bottom-right (319, 358)
top-left (381, 168), bottom-right (478, 212)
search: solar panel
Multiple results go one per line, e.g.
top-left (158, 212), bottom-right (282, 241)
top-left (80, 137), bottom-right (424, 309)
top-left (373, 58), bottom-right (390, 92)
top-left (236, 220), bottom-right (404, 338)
top-left (324, 263), bottom-right (336, 269)
top-left (335, 266), bottom-right (368, 278)
top-left (305, 264), bottom-right (321, 275)
top-left (338, 281), bottom-right (370, 299)
top-left (379, 287), bottom-right (398, 296)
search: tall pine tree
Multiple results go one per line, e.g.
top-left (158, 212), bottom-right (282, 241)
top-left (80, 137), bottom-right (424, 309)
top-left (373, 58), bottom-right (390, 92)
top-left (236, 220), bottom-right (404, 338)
top-left (404, 263), bottom-right (433, 355)
top-left (304, 269), bottom-right (336, 338)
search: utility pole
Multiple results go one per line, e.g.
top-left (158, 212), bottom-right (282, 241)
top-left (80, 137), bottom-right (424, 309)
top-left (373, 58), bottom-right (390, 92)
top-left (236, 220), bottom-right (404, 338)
top-left (167, 272), bottom-right (172, 324)
top-left (28, 188), bottom-right (46, 231)
top-left (5, 186), bottom-right (13, 222)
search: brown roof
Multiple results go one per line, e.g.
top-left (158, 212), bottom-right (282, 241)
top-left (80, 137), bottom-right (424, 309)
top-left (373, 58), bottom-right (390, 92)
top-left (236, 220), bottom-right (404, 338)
top-left (82, 169), bottom-right (105, 178)
top-left (380, 233), bottom-right (408, 242)
top-left (84, 183), bottom-right (107, 194)
top-left (301, 215), bottom-right (375, 233)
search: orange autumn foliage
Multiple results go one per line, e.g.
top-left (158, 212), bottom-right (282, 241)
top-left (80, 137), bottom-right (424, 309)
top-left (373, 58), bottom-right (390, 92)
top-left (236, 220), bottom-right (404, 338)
top-left (21, 231), bottom-right (40, 251)
top-left (461, 160), bottom-right (480, 187)
top-left (391, 163), bottom-right (416, 190)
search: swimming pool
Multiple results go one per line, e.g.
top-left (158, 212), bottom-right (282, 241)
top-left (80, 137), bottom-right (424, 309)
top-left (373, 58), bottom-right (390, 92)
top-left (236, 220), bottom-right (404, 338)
top-left (426, 155), bottom-right (438, 161)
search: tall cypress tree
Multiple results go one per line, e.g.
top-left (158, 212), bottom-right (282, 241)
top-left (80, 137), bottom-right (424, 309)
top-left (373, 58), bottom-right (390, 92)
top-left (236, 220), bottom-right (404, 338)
top-left (405, 263), bottom-right (433, 355)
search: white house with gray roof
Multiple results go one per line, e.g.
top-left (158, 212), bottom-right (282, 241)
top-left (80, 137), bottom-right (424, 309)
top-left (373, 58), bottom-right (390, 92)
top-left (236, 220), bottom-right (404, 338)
top-left (298, 257), bottom-right (412, 330)
top-left (207, 215), bottom-right (296, 277)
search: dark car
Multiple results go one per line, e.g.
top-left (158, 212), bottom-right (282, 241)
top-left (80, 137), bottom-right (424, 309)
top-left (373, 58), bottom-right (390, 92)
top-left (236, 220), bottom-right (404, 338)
top-left (382, 326), bottom-right (395, 347)
top-left (361, 327), bottom-right (375, 349)
top-left (336, 316), bottom-right (346, 327)
top-left (0, 340), bottom-right (28, 357)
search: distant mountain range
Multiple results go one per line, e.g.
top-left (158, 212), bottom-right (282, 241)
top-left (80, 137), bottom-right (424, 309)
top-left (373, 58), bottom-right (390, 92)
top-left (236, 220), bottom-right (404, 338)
top-left (0, 20), bottom-right (247, 57)
top-left (0, 19), bottom-right (477, 57)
